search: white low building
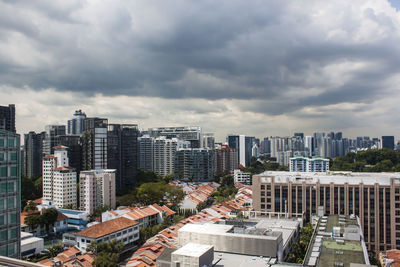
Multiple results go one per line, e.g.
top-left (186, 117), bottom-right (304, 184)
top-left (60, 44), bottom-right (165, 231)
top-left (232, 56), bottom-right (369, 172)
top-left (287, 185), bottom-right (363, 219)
top-left (75, 217), bottom-right (139, 253)
top-left (233, 169), bottom-right (251, 184)
top-left (21, 232), bottom-right (44, 258)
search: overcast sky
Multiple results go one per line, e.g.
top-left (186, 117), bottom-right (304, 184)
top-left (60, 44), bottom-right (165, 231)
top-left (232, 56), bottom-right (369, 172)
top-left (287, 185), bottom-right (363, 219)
top-left (1, 0), bottom-right (400, 141)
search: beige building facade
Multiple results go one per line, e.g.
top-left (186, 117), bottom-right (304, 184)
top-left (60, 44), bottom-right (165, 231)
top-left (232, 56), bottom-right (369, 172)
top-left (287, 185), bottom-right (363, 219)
top-left (253, 171), bottom-right (400, 254)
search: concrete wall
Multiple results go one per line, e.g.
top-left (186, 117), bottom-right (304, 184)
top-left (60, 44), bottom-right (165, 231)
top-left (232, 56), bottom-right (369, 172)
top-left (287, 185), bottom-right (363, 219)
top-left (178, 230), bottom-right (281, 258)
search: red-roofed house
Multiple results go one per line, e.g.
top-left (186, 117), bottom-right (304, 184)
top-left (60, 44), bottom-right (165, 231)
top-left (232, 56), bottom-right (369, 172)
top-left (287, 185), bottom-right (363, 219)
top-left (102, 204), bottom-right (175, 228)
top-left (75, 217), bottom-right (139, 252)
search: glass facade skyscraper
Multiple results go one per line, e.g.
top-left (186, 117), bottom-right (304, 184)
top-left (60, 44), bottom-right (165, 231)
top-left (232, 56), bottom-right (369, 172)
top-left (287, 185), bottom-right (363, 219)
top-left (0, 130), bottom-right (20, 258)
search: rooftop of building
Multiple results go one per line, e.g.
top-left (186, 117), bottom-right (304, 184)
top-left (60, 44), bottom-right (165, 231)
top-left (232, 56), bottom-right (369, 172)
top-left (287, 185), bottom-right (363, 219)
top-left (54, 166), bottom-right (75, 171)
top-left (80, 169), bottom-right (117, 175)
top-left (53, 145), bottom-right (69, 150)
top-left (76, 217), bottom-right (138, 238)
top-left (212, 252), bottom-right (280, 267)
top-left (305, 215), bottom-right (368, 267)
top-left (380, 250), bottom-right (400, 267)
top-left (172, 243), bottom-right (213, 257)
top-left (254, 171), bottom-right (400, 185)
top-left (179, 222), bottom-right (282, 241)
top-left (290, 156), bottom-right (329, 161)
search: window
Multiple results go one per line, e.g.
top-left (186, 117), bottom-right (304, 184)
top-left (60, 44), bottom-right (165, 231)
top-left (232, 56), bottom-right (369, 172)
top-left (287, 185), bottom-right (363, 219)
top-left (0, 215), bottom-right (4, 225)
top-left (7, 182), bottom-right (15, 193)
top-left (9, 152), bottom-right (16, 161)
top-left (117, 232), bottom-right (121, 237)
top-left (8, 138), bottom-right (15, 147)
top-left (8, 197), bottom-right (15, 209)
top-left (0, 152), bottom-right (4, 161)
top-left (0, 245), bottom-right (6, 256)
top-left (10, 167), bottom-right (17, 177)
top-left (8, 243), bottom-right (15, 256)
top-left (0, 167), bottom-right (6, 178)
top-left (9, 228), bottom-right (17, 239)
top-left (128, 228), bottom-right (133, 232)
top-left (0, 183), bottom-right (6, 193)
top-left (123, 230), bottom-right (127, 235)
top-left (0, 199), bottom-right (4, 210)
top-left (0, 230), bottom-right (7, 241)
top-left (0, 138), bottom-right (4, 148)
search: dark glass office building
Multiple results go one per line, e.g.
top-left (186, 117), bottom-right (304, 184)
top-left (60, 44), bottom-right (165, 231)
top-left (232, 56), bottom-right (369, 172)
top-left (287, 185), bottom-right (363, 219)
top-left (107, 124), bottom-right (139, 189)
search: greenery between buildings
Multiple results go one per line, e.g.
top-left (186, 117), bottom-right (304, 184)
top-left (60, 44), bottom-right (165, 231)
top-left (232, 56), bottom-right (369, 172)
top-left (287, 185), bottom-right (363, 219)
top-left (87, 240), bottom-right (124, 267)
top-left (330, 148), bottom-right (400, 172)
top-left (287, 222), bottom-right (314, 264)
top-left (21, 175), bottom-right (42, 211)
top-left (24, 208), bottom-right (59, 233)
top-left (138, 215), bottom-right (184, 245)
top-left (116, 170), bottom-right (184, 210)
top-left (25, 244), bottom-right (63, 263)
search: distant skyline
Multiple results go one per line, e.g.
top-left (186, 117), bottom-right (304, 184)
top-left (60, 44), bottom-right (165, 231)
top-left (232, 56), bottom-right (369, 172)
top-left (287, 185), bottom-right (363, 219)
top-left (1, 1), bottom-right (400, 141)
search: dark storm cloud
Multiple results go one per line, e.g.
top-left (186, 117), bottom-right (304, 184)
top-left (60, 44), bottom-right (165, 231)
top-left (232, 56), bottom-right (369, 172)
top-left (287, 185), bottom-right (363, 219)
top-left (0, 0), bottom-right (399, 116)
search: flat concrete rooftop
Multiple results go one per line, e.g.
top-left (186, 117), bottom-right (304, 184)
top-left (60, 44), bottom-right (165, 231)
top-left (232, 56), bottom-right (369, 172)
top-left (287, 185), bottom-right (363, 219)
top-left (254, 171), bottom-right (400, 186)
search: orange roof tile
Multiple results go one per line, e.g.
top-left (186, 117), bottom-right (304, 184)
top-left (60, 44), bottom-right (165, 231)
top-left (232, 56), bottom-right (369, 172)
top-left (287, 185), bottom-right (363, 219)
top-left (60, 246), bottom-right (80, 258)
top-left (39, 259), bottom-right (55, 266)
top-left (77, 217), bottom-right (138, 238)
top-left (53, 145), bottom-right (69, 149)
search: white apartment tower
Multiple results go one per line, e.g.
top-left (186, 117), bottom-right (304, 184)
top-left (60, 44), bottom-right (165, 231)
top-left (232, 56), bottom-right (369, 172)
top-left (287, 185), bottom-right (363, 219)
top-left (153, 137), bottom-right (190, 177)
top-left (42, 145), bottom-right (77, 208)
top-left (79, 169), bottom-right (116, 214)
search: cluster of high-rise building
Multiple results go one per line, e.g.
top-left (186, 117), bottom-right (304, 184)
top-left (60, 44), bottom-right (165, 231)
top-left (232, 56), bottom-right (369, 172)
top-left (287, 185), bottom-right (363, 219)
top-left (259, 132), bottom-right (393, 166)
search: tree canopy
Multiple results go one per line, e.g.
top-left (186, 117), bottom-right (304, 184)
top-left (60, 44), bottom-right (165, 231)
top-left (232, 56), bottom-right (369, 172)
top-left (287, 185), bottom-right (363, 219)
top-left (87, 240), bottom-right (123, 267)
top-left (331, 148), bottom-right (400, 172)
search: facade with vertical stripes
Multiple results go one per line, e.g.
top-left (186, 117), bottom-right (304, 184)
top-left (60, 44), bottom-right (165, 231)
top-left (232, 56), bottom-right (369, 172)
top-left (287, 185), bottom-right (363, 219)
top-left (253, 171), bottom-right (400, 254)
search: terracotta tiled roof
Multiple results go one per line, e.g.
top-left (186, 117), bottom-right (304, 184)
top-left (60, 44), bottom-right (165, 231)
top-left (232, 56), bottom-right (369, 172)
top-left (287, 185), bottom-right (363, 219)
top-left (44, 155), bottom-right (56, 159)
top-left (39, 259), bottom-right (55, 266)
top-left (76, 217), bottom-right (138, 238)
top-left (53, 145), bottom-right (69, 149)
top-left (61, 246), bottom-right (80, 258)
top-left (33, 197), bottom-right (42, 204)
top-left (386, 250), bottom-right (400, 267)
top-left (56, 211), bottom-right (68, 221)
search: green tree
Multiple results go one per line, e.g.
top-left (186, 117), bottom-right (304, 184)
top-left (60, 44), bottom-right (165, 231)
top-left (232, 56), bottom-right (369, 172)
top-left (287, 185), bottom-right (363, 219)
top-left (89, 205), bottom-right (110, 222)
top-left (136, 182), bottom-right (166, 205)
top-left (41, 208), bottom-right (59, 232)
top-left (23, 201), bottom-right (38, 212)
top-left (24, 214), bottom-right (42, 231)
top-left (164, 186), bottom-right (184, 210)
top-left (48, 244), bottom-right (63, 258)
top-left (88, 240), bottom-right (123, 267)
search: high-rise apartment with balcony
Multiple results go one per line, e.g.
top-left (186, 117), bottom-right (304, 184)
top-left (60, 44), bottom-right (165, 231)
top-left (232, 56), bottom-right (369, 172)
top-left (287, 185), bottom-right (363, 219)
top-left (253, 171), bottom-right (400, 254)
top-left (174, 148), bottom-right (214, 182)
top-left (214, 144), bottom-right (238, 175)
top-left (42, 146), bottom-right (77, 208)
top-left (79, 169), bottom-right (116, 214)
top-left (289, 156), bottom-right (329, 172)
top-left (138, 135), bottom-right (154, 172)
top-left (153, 137), bottom-right (190, 177)
top-left (0, 129), bottom-right (20, 258)
top-left (81, 118), bottom-right (108, 170)
top-left (145, 126), bottom-right (202, 148)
